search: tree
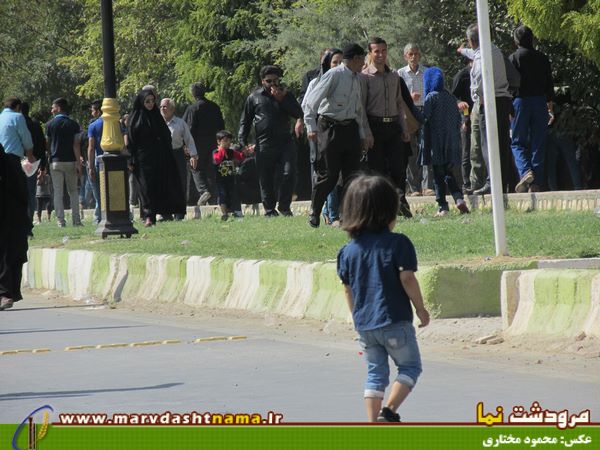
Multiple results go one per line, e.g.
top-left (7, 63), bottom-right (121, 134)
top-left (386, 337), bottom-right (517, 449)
top-left (64, 0), bottom-right (186, 114)
top-left (0, 0), bottom-right (85, 121)
top-left (175, 0), bottom-right (293, 130)
top-left (505, 0), bottom-right (600, 68)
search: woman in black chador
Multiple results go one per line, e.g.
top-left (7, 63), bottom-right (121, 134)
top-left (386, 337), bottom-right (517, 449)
top-left (128, 89), bottom-right (185, 226)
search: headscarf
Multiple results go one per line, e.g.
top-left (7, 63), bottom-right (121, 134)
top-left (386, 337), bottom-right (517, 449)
top-left (423, 66), bottom-right (445, 97)
top-left (127, 89), bottom-right (172, 151)
top-left (320, 48), bottom-right (343, 77)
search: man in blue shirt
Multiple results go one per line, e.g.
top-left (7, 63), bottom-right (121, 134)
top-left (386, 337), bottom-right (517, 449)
top-left (0, 97), bottom-right (34, 160)
top-left (87, 100), bottom-right (103, 224)
top-left (46, 97), bottom-right (82, 227)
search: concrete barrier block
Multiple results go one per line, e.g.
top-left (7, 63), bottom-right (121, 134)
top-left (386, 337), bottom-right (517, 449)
top-left (88, 252), bottom-right (112, 299)
top-left (120, 254), bottom-right (149, 303)
top-left (182, 256), bottom-right (216, 307)
top-left (54, 249), bottom-right (70, 295)
top-left (67, 250), bottom-right (94, 300)
top-left (505, 271), bottom-right (540, 336)
top-left (223, 259), bottom-right (262, 310)
top-left (505, 269), bottom-right (598, 338)
top-left (203, 258), bottom-right (235, 308)
top-left (583, 274), bottom-right (600, 337)
top-left (254, 260), bottom-right (289, 313)
top-left (41, 248), bottom-right (57, 290)
top-left (108, 254), bottom-right (129, 304)
top-left (305, 263), bottom-right (350, 323)
top-left (500, 271), bottom-right (521, 328)
top-left (276, 262), bottom-right (318, 318)
top-left (160, 255), bottom-right (188, 303)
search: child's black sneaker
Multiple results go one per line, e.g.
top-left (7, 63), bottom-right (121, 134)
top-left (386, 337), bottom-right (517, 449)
top-left (376, 407), bottom-right (401, 423)
top-left (221, 214), bottom-right (229, 221)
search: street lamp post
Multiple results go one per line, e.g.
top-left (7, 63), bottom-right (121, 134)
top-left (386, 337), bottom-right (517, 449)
top-left (96, 0), bottom-right (137, 239)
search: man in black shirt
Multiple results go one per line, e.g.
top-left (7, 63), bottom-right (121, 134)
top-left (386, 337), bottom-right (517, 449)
top-left (509, 25), bottom-right (554, 192)
top-left (183, 83), bottom-right (225, 205)
top-left (46, 97), bottom-right (82, 227)
top-left (238, 65), bottom-right (303, 216)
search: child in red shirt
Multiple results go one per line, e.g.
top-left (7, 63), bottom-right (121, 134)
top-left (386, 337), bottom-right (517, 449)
top-left (212, 130), bottom-right (253, 220)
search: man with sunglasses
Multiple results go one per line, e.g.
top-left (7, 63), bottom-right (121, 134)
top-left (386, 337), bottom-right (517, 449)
top-left (238, 65), bottom-right (303, 217)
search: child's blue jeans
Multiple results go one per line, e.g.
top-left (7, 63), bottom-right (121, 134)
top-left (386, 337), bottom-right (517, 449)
top-left (358, 321), bottom-right (422, 399)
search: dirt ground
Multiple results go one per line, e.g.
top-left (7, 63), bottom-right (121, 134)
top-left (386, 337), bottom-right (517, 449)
top-left (27, 289), bottom-right (600, 385)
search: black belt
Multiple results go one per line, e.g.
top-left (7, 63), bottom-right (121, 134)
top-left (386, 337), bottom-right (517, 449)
top-left (320, 116), bottom-right (355, 126)
top-left (368, 115), bottom-right (398, 123)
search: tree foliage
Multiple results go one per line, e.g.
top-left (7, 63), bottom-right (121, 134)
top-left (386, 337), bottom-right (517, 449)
top-left (0, 0), bottom-right (598, 156)
top-left (505, 0), bottom-right (600, 68)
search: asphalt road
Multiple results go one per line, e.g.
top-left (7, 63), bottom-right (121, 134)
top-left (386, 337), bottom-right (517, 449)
top-left (1, 293), bottom-right (598, 423)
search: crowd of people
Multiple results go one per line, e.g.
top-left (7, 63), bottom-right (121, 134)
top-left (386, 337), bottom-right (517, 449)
top-left (0, 24), bottom-right (583, 231)
top-left (0, 23), bottom-right (596, 426)
top-left (0, 23), bottom-right (588, 309)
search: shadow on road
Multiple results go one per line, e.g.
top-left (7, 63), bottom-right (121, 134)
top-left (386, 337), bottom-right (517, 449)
top-left (0, 383), bottom-right (184, 401)
top-left (0, 325), bottom-right (147, 335)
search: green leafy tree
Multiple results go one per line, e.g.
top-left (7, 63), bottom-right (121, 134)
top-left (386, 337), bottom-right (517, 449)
top-left (0, 0), bottom-right (85, 121)
top-left (175, 0), bottom-right (293, 130)
top-left (505, 0), bottom-right (600, 68)
top-left (64, 0), bottom-right (186, 114)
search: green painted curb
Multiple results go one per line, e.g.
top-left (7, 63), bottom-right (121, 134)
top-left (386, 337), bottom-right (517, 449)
top-left (89, 252), bottom-right (111, 299)
top-left (528, 270), bottom-right (595, 335)
top-left (204, 258), bottom-right (235, 307)
top-left (306, 263), bottom-right (348, 322)
top-left (253, 261), bottom-right (288, 312)
top-left (120, 254), bottom-right (149, 302)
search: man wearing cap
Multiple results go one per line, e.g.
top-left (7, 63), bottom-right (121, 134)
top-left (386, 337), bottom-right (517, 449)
top-left (238, 65), bottom-right (303, 217)
top-left (361, 37), bottom-right (413, 218)
top-left (304, 43), bottom-right (370, 228)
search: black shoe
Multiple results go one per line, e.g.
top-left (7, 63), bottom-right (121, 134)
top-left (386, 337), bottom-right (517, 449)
top-left (473, 184), bottom-right (490, 195)
top-left (308, 214), bottom-right (320, 228)
top-left (278, 209), bottom-right (293, 217)
top-left (265, 210), bottom-right (279, 218)
top-left (398, 201), bottom-right (413, 219)
top-left (377, 407), bottom-right (401, 423)
top-left (221, 214), bottom-right (229, 221)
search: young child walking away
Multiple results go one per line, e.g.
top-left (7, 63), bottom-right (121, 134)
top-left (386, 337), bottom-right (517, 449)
top-left (421, 66), bottom-right (470, 217)
top-left (212, 130), bottom-right (253, 221)
top-left (337, 174), bottom-right (430, 422)
top-left (35, 171), bottom-right (53, 224)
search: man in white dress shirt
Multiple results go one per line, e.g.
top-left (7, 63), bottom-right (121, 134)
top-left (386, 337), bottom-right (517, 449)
top-left (160, 98), bottom-right (198, 220)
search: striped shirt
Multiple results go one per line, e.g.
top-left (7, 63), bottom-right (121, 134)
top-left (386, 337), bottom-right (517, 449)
top-left (398, 65), bottom-right (425, 107)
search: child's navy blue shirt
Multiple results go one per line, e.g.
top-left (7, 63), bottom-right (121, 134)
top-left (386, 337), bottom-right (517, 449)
top-left (337, 230), bottom-right (417, 331)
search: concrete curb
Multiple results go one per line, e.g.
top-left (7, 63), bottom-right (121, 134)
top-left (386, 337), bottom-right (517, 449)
top-left (501, 269), bottom-right (600, 338)
top-left (24, 249), bottom-right (534, 322)
top-left (113, 190), bottom-right (600, 220)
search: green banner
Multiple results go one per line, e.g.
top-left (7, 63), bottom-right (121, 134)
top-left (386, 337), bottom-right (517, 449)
top-left (1, 424), bottom-right (597, 450)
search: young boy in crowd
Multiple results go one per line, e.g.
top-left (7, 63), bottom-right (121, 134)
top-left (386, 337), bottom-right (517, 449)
top-left (212, 130), bottom-right (253, 221)
top-left (35, 171), bottom-right (53, 223)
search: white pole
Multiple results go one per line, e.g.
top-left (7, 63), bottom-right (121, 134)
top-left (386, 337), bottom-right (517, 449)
top-left (475, 0), bottom-right (508, 256)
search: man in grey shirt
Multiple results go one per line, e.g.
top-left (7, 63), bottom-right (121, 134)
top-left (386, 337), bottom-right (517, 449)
top-left (304, 43), bottom-right (370, 228)
top-left (459, 24), bottom-right (515, 194)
